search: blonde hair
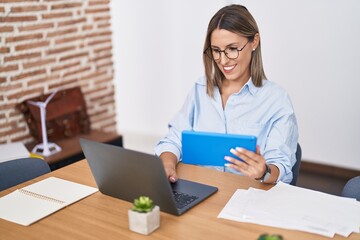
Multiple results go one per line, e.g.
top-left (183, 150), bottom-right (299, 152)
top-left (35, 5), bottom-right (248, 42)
top-left (203, 5), bottom-right (267, 97)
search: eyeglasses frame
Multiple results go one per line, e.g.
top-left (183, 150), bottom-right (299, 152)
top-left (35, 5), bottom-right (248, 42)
top-left (204, 40), bottom-right (251, 61)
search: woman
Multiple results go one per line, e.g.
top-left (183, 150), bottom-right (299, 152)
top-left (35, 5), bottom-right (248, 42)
top-left (155, 4), bottom-right (298, 184)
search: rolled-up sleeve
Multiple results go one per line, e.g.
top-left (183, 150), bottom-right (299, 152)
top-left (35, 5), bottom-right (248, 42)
top-left (263, 92), bottom-right (299, 183)
top-left (154, 86), bottom-right (195, 161)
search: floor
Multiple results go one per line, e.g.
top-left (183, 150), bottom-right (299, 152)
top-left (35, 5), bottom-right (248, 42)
top-left (296, 171), bottom-right (349, 196)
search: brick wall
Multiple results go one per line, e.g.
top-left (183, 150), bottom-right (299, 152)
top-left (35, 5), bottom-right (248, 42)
top-left (0, 0), bottom-right (116, 144)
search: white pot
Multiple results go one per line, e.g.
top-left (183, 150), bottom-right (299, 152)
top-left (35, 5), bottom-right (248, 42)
top-left (128, 205), bottom-right (160, 235)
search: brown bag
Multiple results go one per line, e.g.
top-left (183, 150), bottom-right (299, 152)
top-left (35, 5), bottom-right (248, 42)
top-left (19, 87), bottom-right (90, 142)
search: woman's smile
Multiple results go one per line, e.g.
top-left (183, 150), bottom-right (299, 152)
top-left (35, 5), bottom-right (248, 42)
top-left (223, 64), bottom-right (237, 73)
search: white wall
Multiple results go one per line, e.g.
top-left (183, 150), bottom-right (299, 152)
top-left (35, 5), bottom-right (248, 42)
top-left (110, 0), bottom-right (227, 152)
top-left (111, 0), bottom-right (360, 170)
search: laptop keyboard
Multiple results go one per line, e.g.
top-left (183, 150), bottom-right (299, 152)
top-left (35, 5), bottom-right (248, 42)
top-left (172, 190), bottom-right (199, 210)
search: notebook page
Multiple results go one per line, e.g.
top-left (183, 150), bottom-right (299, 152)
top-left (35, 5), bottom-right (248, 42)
top-left (0, 189), bottom-right (64, 226)
top-left (22, 177), bottom-right (98, 205)
top-left (0, 177), bottom-right (98, 226)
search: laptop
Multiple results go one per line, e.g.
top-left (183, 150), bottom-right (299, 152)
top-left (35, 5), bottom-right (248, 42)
top-left (182, 131), bottom-right (257, 166)
top-left (79, 138), bottom-right (218, 216)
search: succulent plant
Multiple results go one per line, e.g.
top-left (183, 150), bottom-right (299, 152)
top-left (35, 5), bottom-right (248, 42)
top-left (257, 234), bottom-right (283, 240)
top-left (131, 196), bottom-right (154, 213)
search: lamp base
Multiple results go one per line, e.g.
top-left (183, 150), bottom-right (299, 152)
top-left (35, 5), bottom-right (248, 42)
top-left (32, 142), bottom-right (62, 157)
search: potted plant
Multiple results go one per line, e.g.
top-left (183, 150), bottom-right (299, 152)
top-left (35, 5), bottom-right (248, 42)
top-left (257, 234), bottom-right (283, 240)
top-left (128, 196), bottom-right (160, 235)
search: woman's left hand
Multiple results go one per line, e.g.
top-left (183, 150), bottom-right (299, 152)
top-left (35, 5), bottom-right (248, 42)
top-left (224, 145), bottom-right (266, 179)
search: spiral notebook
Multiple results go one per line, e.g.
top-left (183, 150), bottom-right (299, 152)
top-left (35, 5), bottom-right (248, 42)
top-left (0, 177), bottom-right (98, 226)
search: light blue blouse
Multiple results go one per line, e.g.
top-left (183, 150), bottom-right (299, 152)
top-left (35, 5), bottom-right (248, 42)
top-left (154, 76), bottom-right (299, 183)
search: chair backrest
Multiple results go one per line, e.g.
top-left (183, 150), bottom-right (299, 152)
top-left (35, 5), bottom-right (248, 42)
top-left (290, 143), bottom-right (302, 186)
top-left (0, 158), bottom-right (51, 191)
top-left (341, 176), bottom-right (360, 201)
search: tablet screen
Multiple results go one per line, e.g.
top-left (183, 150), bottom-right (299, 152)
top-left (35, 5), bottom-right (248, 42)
top-left (182, 131), bottom-right (257, 166)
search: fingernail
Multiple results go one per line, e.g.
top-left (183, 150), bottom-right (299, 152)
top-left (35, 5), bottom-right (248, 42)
top-left (224, 156), bottom-right (231, 161)
top-left (170, 177), bottom-right (176, 182)
top-left (235, 147), bottom-right (244, 152)
top-left (224, 163), bottom-right (232, 167)
top-left (230, 148), bottom-right (236, 154)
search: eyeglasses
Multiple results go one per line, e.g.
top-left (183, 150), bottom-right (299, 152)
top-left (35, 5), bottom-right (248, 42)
top-left (204, 40), bottom-right (250, 61)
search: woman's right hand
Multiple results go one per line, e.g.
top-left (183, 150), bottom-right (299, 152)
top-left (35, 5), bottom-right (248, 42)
top-left (159, 152), bottom-right (178, 183)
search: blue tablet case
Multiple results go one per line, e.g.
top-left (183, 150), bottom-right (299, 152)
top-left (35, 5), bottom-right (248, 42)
top-left (182, 131), bottom-right (257, 166)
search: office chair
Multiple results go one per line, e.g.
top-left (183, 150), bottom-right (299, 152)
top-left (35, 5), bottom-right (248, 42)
top-left (0, 158), bottom-right (51, 191)
top-left (341, 176), bottom-right (360, 201)
top-left (290, 143), bottom-right (302, 186)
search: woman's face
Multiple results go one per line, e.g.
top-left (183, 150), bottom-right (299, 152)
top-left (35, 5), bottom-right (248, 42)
top-left (210, 28), bottom-right (253, 84)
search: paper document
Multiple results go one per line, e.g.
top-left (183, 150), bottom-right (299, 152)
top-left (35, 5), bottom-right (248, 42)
top-left (0, 142), bottom-right (30, 163)
top-left (218, 182), bottom-right (360, 238)
top-left (0, 177), bottom-right (98, 226)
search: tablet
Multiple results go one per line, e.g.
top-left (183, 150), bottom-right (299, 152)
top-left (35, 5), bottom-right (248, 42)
top-left (181, 131), bottom-right (257, 166)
